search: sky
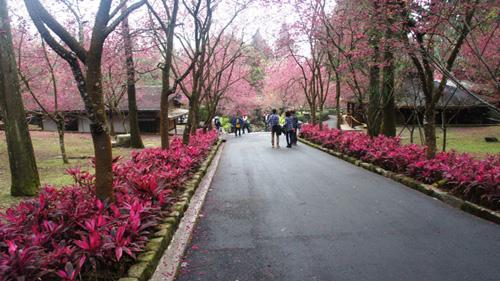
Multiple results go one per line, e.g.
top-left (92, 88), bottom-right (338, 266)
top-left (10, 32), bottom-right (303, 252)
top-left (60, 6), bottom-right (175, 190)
top-left (7, 0), bottom-right (305, 50)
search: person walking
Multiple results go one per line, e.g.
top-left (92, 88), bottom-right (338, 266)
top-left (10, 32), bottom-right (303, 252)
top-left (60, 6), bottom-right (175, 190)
top-left (284, 111), bottom-right (294, 148)
top-left (213, 116), bottom-right (222, 133)
top-left (242, 115), bottom-right (250, 134)
top-left (232, 115), bottom-right (243, 137)
top-left (268, 109), bottom-right (280, 148)
top-left (291, 110), bottom-right (299, 145)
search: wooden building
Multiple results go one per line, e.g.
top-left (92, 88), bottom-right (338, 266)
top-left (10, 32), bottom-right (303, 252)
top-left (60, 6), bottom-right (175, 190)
top-left (39, 86), bottom-right (188, 133)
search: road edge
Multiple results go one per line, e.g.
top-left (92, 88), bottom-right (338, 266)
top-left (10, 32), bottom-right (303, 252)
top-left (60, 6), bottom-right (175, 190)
top-left (299, 137), bottom-right (500, 225)
top-left (118, 140), bottom-right (224, 281)
top-left (148, 140), bottom-right (225, 281)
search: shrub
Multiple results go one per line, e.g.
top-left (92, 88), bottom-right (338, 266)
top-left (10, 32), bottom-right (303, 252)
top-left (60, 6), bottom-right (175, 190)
top-left (0, 130), bottom-right (218, 280)
top-left (300, 124), bottom-right (500, 210)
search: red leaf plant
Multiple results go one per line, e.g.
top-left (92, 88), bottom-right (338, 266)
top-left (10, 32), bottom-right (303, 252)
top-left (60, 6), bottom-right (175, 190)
top-left (0, 130), bottom-right (218, 280)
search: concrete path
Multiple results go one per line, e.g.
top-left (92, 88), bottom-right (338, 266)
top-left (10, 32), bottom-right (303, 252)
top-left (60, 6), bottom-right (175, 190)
top-left (176, 133), bottom-right (500, 281)
top-left (325, 115), bottom-right (337, 128)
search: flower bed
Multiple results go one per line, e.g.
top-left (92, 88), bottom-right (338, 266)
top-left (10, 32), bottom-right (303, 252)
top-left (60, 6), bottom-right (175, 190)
top-left (0, 130), bottom-right (218, 281)
top-left (300, 124), bottom-right (500, 210)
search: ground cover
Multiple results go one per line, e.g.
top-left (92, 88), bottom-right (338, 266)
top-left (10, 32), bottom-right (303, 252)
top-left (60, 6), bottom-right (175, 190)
top-left (0, 131), bottom-right (161, 209)
top-left (0, 130), bottom-right (218, 280)
top-left (397, 126), bottom-right (500, 157)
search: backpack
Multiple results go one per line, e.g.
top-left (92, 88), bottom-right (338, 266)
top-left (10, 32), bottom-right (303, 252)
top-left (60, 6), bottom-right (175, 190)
top-left (236, 119), bottom-right (241, 128)
top-left (272, 124), bottom-right (282, 135)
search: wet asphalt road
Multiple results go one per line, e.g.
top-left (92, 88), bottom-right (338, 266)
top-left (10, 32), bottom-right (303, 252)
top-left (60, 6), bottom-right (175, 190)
top-left (177, 132), bottom-right (500, 281)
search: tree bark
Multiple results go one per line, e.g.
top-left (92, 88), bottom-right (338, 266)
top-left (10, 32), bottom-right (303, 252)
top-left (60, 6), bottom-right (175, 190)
top-left (183, 100), bottom-right (195, 144)
top-left (424, 104), bottom-right (437, 159)
top-left (310, 106), bottom-right (317, 126)
top-left (381, 38), bottom-right (396, 137)
top-left (0, 0), bottom-right (40, 196)
top-left (335, 72), bottom-right (342, 130)
top-left (159, 68), bottom-right (172, 149)
top-left (121, 4), bottom-right (143, 148)
top-left (367, 43), bottom-right (381, 136)
top-left (56, 118), bottom-right (69, 164)
top-left (86, 59), bottom-right (113, 202)
top-left (318, 105), bottom-right (324, 131)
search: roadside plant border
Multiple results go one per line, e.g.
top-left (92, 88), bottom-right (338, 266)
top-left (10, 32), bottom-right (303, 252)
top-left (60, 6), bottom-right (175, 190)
top-left (117, 139), bottom-right (223, 281)
top-left (298, 137), bottom-right (500, 225)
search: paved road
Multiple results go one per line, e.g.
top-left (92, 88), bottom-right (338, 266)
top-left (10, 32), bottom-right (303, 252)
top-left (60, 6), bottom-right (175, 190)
top-left (177, 133), bottom-right (500, 281)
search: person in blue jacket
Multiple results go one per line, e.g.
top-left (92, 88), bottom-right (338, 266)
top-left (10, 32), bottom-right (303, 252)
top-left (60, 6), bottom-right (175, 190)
top-left (231, 114), bottom-right (244, 137)
top-left (284, 111), bottom-right (294, 148)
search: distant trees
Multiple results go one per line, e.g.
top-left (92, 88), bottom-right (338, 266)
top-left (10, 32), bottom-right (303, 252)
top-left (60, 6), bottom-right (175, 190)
top-left (397, 0), bottom-right (481, 158)
top-left (274, 0), bottom-right (492, 159)
top-left (0, 0), bottom-right (40, 196)
top-left (280, 1), bottom-right (333, 128)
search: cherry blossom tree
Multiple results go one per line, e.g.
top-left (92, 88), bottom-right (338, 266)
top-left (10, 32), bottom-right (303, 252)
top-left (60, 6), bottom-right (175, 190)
top-left (24, 0), bottom-right (146, 201)
top-left (399, 0), bottom-right (481, 158)
top-left (200, 33), bottom-right (249, 127)
top-left (174, 0), bottom-right (249, 143)
top-left (16, 25), bottom-right (77, 164)
top-left (263, 56), bottom-right (305, 110)
top-left (280, 1), bottom-right (333, 128)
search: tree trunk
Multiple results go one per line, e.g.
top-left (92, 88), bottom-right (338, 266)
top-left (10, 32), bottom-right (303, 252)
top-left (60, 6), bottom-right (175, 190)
top-left (86, 58), bottom-right (113, 202)
top-left (318, 105), bottom-right (324, 131)
top-left (310, 106), bottom-right (317, 126)
top-left (380, 6), bottom-right (396, 137)
top-left (56, 119), bottom-right (69, 164)
top-left (367, 30), bottom-right (381, 136)
top-left (335, 72), bottom-right (342, 130)
top-left (424, 105), bottom-right (437, 159)
top-left (381, 43), bottom-right (396, 137)
top-left (190, 97), bottom-right (200, 135)
top-left (205, 105), bottom-right (216, 130)
top-left (121, 4), bottom-right (143, 148)
top-left (183, 100), bottom-right (195, 144)
top-left (367, 58), bottom-right (381, 136)
top-left (0, 0), bottom-right (40, 196)
top-left (159, 70), bottom-right (171, 149)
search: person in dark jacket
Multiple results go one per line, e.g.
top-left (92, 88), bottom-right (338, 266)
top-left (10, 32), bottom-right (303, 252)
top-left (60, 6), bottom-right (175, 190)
top-left (267, 109), bottom-right (280, 148)
top-left (284, 111), bottom-right (294, 148)
top-left (291, 110), bottom-right (299, 145)
top-left (231, 115), bottom-right (243, 137)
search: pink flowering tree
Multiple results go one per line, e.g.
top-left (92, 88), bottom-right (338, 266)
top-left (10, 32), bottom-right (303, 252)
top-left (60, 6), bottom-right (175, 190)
top-left (14, 21), bottom-right (81, 164)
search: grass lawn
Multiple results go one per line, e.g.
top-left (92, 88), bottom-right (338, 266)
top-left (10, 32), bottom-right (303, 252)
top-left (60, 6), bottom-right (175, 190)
top-left (397, 125), bottom-right (500, 157)
top-left (0, 131), bottom-right (160, 209)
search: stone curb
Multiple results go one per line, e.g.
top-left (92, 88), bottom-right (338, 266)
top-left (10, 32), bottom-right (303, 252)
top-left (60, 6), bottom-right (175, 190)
top-left (299, 137), bottom-right (500, 225)
top-left (117, 139), bottom-right (223, 281)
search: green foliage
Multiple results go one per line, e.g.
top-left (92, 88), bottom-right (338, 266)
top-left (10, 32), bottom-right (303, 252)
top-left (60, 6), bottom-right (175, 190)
top-left (327, 108), bottom-right (337, 115)
top-left (220, 116), bottom-right (232, 132)
top-left (198, 107), bottom-right (209, 123)
top-left (297, 111), bottom-right (330, 123)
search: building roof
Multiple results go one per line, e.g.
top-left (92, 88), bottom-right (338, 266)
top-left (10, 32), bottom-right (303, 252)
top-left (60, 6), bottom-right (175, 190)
top-left (397, 80), bottom-right (490, 108)
top-left (118, 85), bottom-right (182, 111)
top-left (25, 85), bottom-right (184, 112)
